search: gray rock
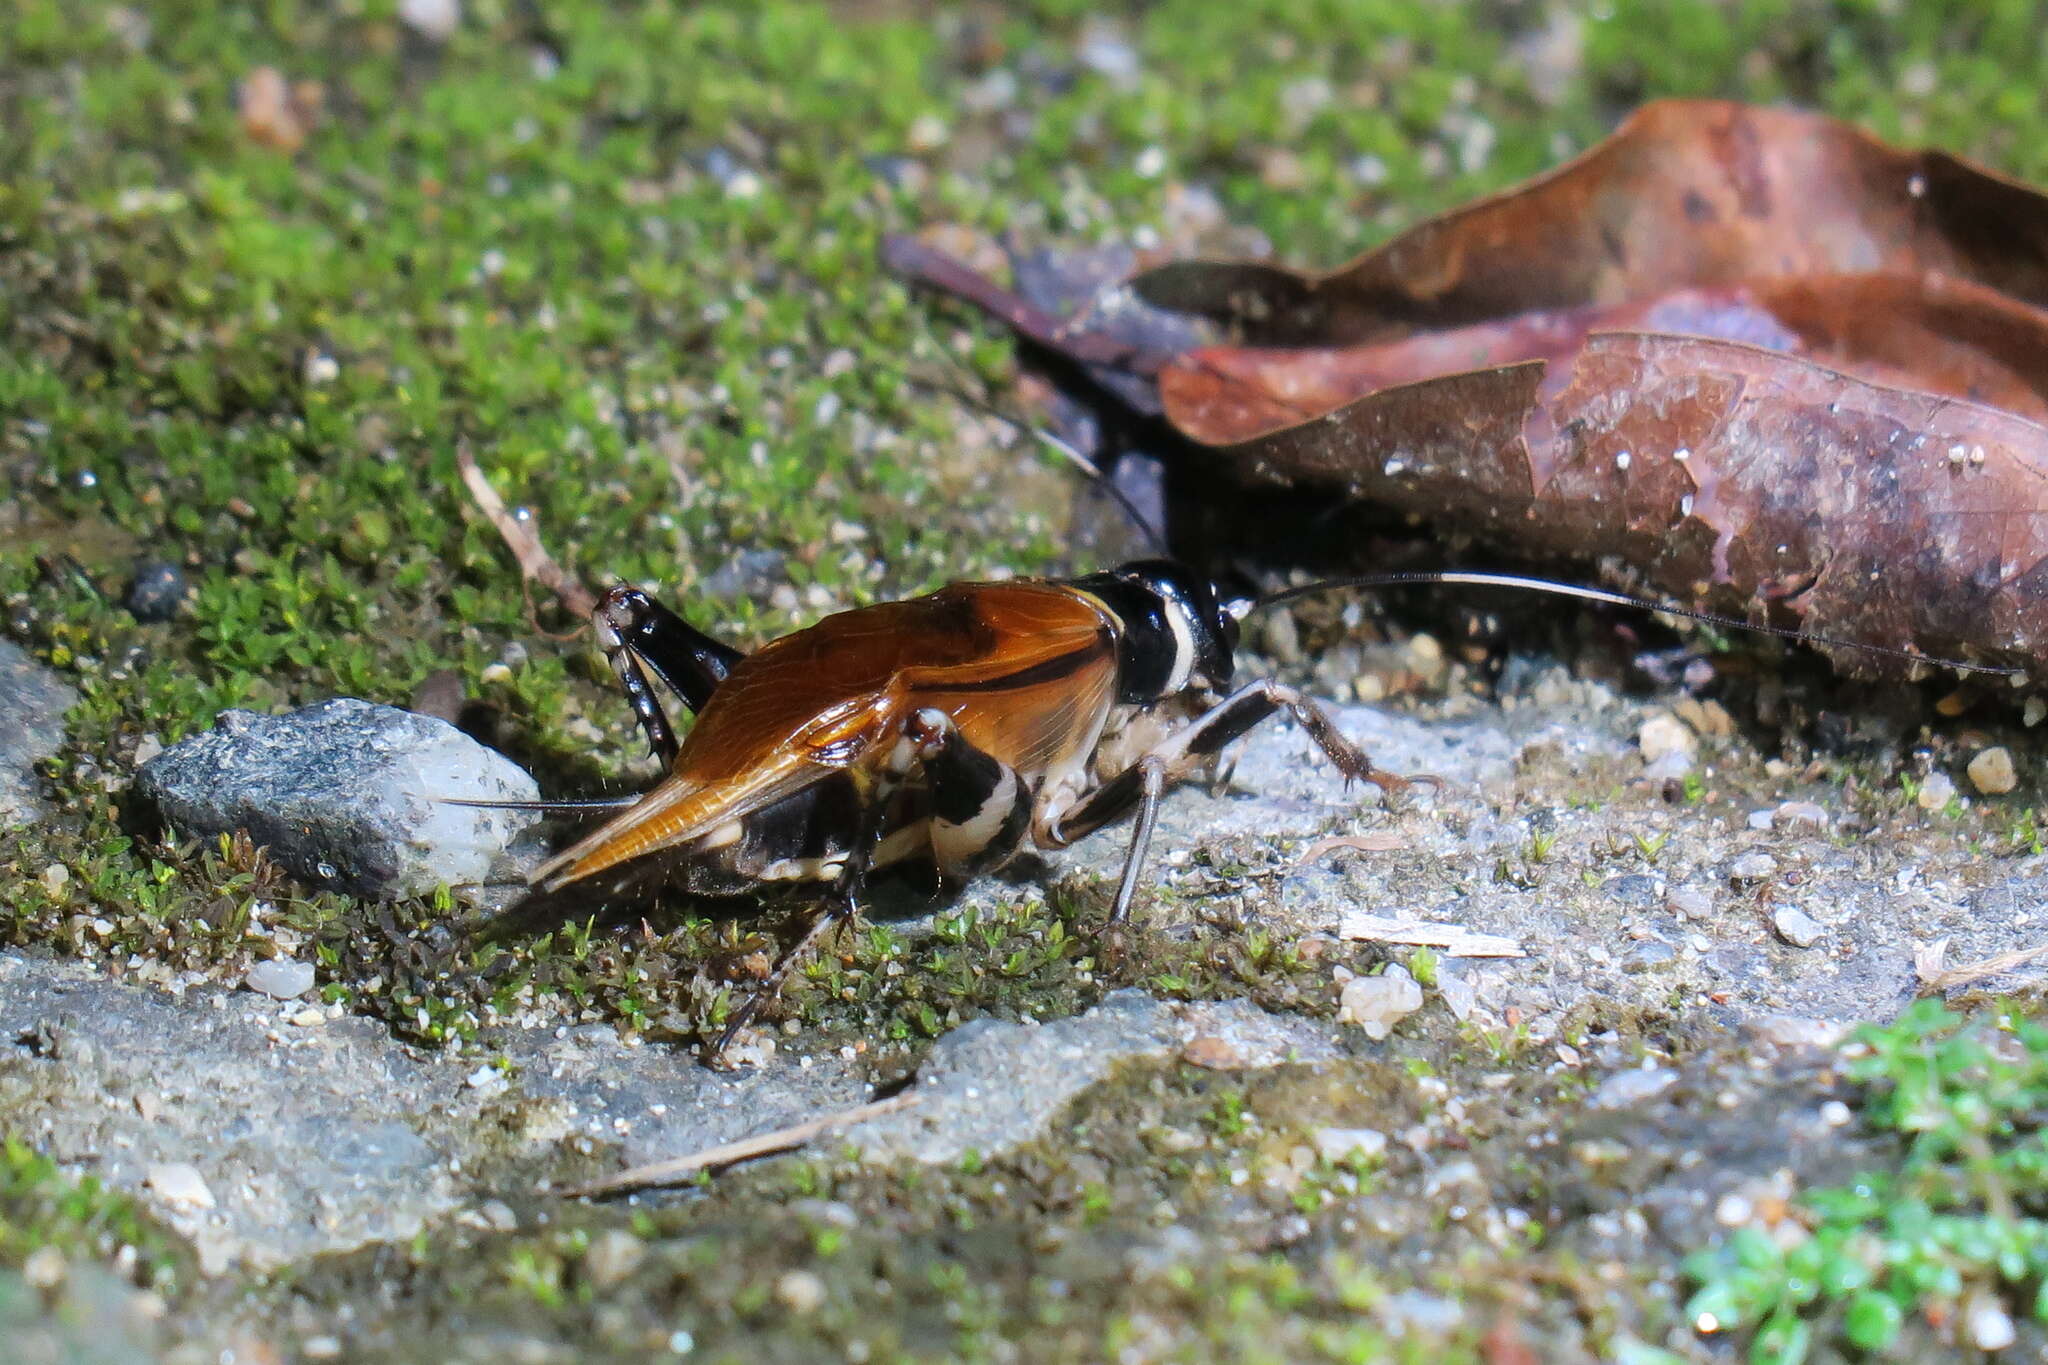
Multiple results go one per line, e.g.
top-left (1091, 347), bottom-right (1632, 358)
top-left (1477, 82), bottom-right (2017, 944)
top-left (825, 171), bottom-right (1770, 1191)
top-left (0, 956), bottom-right (466, 1270)
top-left (851, 991), bottom-right (1340, 1167)
top-left (1, 1260), bottom-right (164, 1365)
top-left (0, 639), bottom-right (78, 829)
top-left (123, 560), bottom-right (188, 622)
top-left (134, 698), bottom-right (538, 900)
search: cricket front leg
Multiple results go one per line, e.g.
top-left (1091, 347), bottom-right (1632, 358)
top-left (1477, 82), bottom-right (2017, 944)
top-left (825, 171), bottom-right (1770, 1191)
top-left (1042, 679), bottom-right (1436, 923)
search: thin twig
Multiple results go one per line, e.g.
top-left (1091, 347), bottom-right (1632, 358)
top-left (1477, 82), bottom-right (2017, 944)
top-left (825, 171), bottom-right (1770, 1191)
top-left (559, 1091), bottom-right (920, 1197)
top-left (456, 440), bottom-right (597, 620)
top-left (1295, 833), bottom-right (1408, 864)
top-left (1917, 937), bottom-right (2048, 993)
top-left (1338, 911), bottom-right (1526, 959)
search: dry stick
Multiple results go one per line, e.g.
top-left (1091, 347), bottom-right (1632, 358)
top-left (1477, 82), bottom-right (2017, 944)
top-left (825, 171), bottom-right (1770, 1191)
top-left (455, 440), bottom-right (598, 620)
top-left (560, 1091), bottom-right (921, 1197)
top-left (1917, 938), bottom-right (2048, 993)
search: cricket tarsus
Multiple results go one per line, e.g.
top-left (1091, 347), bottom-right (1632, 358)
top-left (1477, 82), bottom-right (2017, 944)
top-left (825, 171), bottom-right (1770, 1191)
top-left (710, 904), bottom-right (844, 1059)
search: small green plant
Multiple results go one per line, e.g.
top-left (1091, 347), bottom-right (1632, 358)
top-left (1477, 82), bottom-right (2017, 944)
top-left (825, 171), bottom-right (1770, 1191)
top-left (1685, 1000), bottom-right (2048, 1361)
top-left (2008, 808), bottom-right (2046, 855)
top-left (0, 1137), bottom-right (187, 1292)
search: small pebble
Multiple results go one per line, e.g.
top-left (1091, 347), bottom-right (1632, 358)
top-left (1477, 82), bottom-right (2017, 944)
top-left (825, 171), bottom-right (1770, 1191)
top-left (1665, 885), bottom-right (1712, 918)
top-left (1727, 852), bottom-right (1776, 884)
top-left (245, 958), bottom-right (316, 1000)
top-left (1311, 1127), bottom-right (1388, 1163)
top-left (1637, 712), bottom-right (1696, 765)
top-left (1338, 966), bottom-right (1423, 1041)
top-left (125, 561), bottom-right (188, 621)
top-left (1916, 770), bottom-right (1958, 811)
top-left (1770, 905), bottom-right (1826, 948)
top-left (1588, 1067), bottom-right (1677, 1109)
top-left (1772, 801), bottom-right (1828, 829)
top-left (145, 1161), bottom-right (216, 1210)
top-left (775, 1269), bottom-right (827, 1315)
top-left (39, 863), bottom-right (68, 895)
top-left (1968, 746), bottom-right (2018, 795)
top-left (583, 1229), bottom-right (646, 1291)
top-left (22, 1245), bottom-right (66, 1291)
top-left (1966, 1291), bottom-right (2016, 1351)
top-left (1180, 1035), bottom-right (1247, 1070)
top-left (399, 0), bottom-right (460, 40)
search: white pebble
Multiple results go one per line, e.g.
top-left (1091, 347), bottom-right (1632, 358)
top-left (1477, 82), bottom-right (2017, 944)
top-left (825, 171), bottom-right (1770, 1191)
top-left (1968, 747), bottom-right (2017, 796)
top-left (583, 1229), bottom-right (647, 1291)
top-left (776, 1269), bottom-right (826, 1315)
top-left (1637, 712), bottom-right (1696, 765)
top-left (1967, 1291), bottom-right (2016, 1351)
top-left (1311, 1127), bottom-right (1388, 1163)
top-left (244, 958), bottom-right (316, 1000)
top-left (1916, 770), bottom-right (1957, 811)
top-left (145, 1161), bottom-right (216, 1210)
top-left (399, 0), bottom-right (460, 40)
top-left (22, 1246), bottom-right (66, 1290)
top-left (1771, 905), bottom-right (1826, 949)
top-left (1338, 967), bottom-right (1423, 1041)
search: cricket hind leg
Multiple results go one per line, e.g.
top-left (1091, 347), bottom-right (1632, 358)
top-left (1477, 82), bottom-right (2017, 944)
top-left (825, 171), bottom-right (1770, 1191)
top-left (706, 707), bottom-right (1034, 1059)
top-left (919, 712), bottom-right (1033, 884)
top-left (707, 706), bottom-right (1002, 1059)
top-left (1045, 679), bottom-right (1437, 923)
top-left (594, 585), bottom-right (747, 764)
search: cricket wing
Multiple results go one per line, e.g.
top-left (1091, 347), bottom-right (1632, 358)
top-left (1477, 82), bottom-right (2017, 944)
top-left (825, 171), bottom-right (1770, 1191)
top-left (531, 741), bottom-right (856, 892)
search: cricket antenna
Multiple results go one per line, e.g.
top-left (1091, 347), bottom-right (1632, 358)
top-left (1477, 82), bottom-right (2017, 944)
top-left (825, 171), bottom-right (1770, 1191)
top-left (438, 794), bottom-right (643, 813)
top-left (1255, 570), bottom-right (2025, 680)
top-left (902, 371), bottom-right (1171, 558)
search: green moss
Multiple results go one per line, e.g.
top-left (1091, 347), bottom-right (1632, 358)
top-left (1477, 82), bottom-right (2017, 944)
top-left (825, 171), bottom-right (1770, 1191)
top-left (0, 1136), bottom-right (191, 1294)
top-left (1685, 1001), bottom-right (2048, 1361)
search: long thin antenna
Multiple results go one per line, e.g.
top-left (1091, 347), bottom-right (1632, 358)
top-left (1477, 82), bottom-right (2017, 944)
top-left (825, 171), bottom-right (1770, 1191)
top-left (1256, 570), bottom-right (2023, 679)
top-left (901, 371), bottom-right (1171, 557)
top-left (439, 794), bottom-right (644, 813)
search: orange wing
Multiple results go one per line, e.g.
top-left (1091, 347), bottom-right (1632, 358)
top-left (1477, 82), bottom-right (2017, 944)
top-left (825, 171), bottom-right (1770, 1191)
top-left (532, 579), bottom-right (1118, 889)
